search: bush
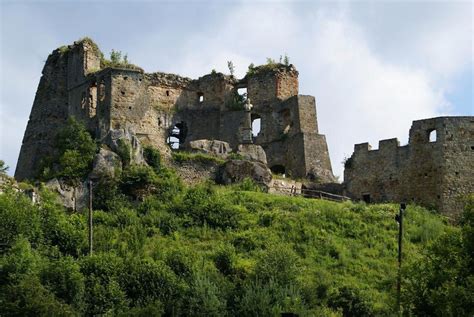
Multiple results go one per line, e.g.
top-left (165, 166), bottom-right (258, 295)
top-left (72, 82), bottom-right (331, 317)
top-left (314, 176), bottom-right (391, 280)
top-left (254, 244), bottom-right (300, 285)
top-left (174, 185), bottom-right (240, 230)
top-left (183, 272), bottom-right (227, 316)
top-left (80, 253), bottom-right (129, 315)
top-left (402, 199), bottom-right (474, 316)
top-left (40, 117), bottom-right (97, 182)
top-left (40, 256), bottom-right (85, 311)
top-left (120, 165), bottom-right (183, 202)
top-left (172, 151), bottom-right (225, 165)
top-left (236, 279), bottom-right (306, 316)
top-left (119, 258), bottom-right (181, 309)
top-left (0, 191), bottom-right (43, 249)
top-left (328, 286), bottom-right (374, 317)
top-left (214, 244), bottom-right (236, 276)
top-left (143, 146), bottom-right (161, 172)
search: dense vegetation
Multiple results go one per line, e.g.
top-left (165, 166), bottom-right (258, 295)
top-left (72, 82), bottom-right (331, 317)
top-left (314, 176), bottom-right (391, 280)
top-left (39, 117), bottom-right (98, 183)
top-left (1, 120), bottom-right (472, 316)
top-left (1, 168), bottom-right (472, 315)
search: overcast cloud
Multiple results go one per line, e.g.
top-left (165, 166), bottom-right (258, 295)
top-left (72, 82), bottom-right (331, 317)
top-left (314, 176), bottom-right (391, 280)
top-left (1, 0), bottom-right (472, 179)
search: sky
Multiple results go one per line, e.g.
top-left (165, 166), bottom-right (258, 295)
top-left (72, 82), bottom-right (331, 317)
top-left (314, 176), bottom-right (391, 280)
top-left (0, 0), bottom-right (473, 179)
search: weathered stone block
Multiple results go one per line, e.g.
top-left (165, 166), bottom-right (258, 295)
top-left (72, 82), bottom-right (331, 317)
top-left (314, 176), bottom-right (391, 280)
top-left (218, 160), bottom-right (272, 187)
top-left (188, 139), bottom-right (232, 158)
top-left (237, 144), bottom-right (267, 164)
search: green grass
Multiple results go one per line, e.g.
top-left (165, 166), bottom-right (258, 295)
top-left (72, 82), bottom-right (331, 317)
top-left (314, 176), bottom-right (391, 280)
top-left (172, 151), bottom-right (225, 165)
top-left (0, 177), bottom-right (453, 316)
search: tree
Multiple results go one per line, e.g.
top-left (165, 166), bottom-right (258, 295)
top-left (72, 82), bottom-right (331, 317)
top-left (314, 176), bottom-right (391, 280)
top-left (402, 196), bottom-right (474, 316)
top-left (0, 160), bottom-right (8, 174)
top-left (227, 61), bottom-right (235, 76)
top-left (41, 117), bottom-right (97, 182)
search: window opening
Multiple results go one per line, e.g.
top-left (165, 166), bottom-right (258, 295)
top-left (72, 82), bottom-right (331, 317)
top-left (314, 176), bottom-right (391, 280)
top-left (237, 87), bottom-right (247, 101)
top-left (251, 114), bottom-right (261, 137)
top-left (167, 121), bottom-right (188, 150)
top-left (362, 193), bottom-right (371, 204)
top-left (198, 92), bottom-right (204, 103)
top-left (429, 129), bottom-right (437, 142)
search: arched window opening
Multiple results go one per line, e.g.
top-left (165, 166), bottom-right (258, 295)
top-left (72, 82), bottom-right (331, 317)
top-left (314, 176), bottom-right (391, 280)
top-left (270, 165), bottom-right (286, 175)
top-left (251, 114), bottom-right (261, 137)
top-left (429, 129), bottom-right (437, 142)
top-left (237, 87), bottom-right (247, 101)
top-left (167, 121), bottom-right (188, 150)
top-left (198, 92), bottom-right (204, 103)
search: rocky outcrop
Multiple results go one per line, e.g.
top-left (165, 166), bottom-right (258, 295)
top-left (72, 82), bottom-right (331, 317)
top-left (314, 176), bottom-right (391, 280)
top-left (103, 129), bottom-right (146, 166)
top-left (90, 147), bottom-right (122, 179)
top-left (45, 178), bottom-right (89, 211)
top-left (237, 144), bottom-right (267, 164)
top-left (188, 139), bottom-right (232, 158)
top-left (218, 160), bottom-right (272, 187)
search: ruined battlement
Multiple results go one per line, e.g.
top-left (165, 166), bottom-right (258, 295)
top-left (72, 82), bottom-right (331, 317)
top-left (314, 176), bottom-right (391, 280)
top-left (344, 116), bottom-right (474, 218)
top-left (15, 39), bottom-right (335, 183)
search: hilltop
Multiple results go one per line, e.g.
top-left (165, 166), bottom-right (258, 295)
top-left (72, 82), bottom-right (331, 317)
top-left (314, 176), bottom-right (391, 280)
top-left (1, 168), bottom-right (472, 315)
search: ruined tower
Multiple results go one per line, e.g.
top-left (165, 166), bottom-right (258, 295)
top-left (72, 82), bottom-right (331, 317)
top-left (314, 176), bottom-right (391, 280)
top-left (15, 39), bottom-right (335, 182)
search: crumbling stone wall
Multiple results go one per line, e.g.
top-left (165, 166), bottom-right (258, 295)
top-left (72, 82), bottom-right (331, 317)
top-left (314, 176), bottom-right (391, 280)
top-left (344, 117), bottom-right (474, 218)
top-left (15, 39), bottom-right (335, 183)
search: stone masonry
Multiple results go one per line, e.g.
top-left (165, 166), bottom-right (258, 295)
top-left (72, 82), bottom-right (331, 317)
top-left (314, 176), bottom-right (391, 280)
top-left (344, 117), bottom-right (474, 219)
top-left (15, 39), bottom-right (335, 182)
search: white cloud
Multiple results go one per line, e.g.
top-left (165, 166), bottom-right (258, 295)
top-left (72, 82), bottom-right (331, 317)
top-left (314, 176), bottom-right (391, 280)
top-left (133, 3), bottom-right (454, 178)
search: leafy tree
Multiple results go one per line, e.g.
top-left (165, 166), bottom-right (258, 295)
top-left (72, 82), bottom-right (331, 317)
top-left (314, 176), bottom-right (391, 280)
top-left (402, 196), bottom-right (474, 316)
top-left (41, 117), bottom-right (97, 182)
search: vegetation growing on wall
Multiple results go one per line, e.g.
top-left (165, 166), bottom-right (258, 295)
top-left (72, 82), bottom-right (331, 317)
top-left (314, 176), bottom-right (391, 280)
top-left (246, 54), bottom-right (291, 77)
top-left (100, 49), bottom-right (142, 71)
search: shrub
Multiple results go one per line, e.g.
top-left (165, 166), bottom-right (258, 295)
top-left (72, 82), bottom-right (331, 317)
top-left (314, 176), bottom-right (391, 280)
top-left (116, 139), bottom-right (132, 167)
top-left (80, 253), bottom-right (129, 315)
top-left (174, 185), bottom-right (240, 229)
top-left (254, 244), bottom-right (300, 285)
top-left (172, 151), bottom-right (225, 165)
top-left (92, 176), bottom-right (128, 211)
top-left (40, 256), bottom-right (85, 311)
top-left (213, 244), bottom-right (236, 276)
top-left (183, 272), bottom-right (227, 316)
top-left (236, 279), bottom-right (306, 316)
top-left (119, 258), bottom-right (181, 309)
top-left (40, 117), bottom-right (97, 182)
top-left (328, 286), bottom-right (374, 317)
top-left (0, 191), bottom-right (43, 249)
top-left (143, 146), bottom-right (161, 172)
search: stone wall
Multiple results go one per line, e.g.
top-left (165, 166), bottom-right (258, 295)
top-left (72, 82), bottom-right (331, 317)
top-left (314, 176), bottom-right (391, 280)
top-left (344, 117), bottom-right (474, 219)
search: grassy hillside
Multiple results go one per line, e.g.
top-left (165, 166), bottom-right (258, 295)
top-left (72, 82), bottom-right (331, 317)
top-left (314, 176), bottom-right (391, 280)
top-left (0, 174), bottom-right (459, 316)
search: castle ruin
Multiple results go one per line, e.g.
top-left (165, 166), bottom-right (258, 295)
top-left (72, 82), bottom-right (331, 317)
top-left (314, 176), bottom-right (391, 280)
top-left (15, 39), bottom-right (335, 183)
top-left (15, 38), bottom-right (473, 219)
top-left (344, 117), bottom-right (474, 219)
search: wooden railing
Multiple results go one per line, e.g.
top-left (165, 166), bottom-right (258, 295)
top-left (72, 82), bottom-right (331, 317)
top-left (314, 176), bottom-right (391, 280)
top-left (275, 185), bottom-right (351, 202)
